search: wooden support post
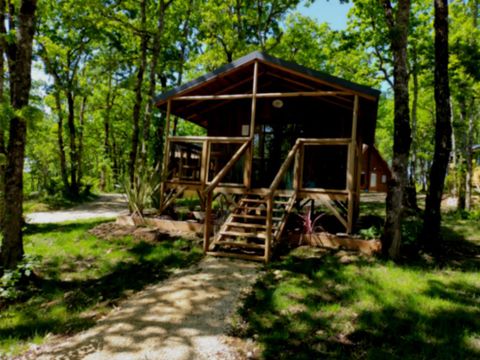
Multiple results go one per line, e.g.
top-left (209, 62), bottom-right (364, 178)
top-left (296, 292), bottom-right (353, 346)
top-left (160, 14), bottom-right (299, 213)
top-left (245, 61), bottom-right (258, 189)
top-left (347, 95), bottom-right (359, 233)
top-left (294, 143), bottom-right (304, 192)
top-left (203, 191), bottom-right (212, 253)
top-left (265, 195), bottom-right (273, 263)
top-left (354, 141), bottom-right (363, 219)
top-left (159, 99), bottom-right (172, 211)
top-left (200, 139), bottom-right (209, 185)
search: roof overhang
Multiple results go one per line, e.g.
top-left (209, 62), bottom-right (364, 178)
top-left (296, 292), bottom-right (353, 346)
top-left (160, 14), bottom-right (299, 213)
top-left (155, 51), bottom-right (381, 144)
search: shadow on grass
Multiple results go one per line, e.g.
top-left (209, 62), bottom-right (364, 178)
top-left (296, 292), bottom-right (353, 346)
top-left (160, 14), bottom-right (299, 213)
top-left (238, 222), bottom-right (480, 360)
top-left (1, 228), bottom-right (203, 350)
top-left (23, 219), bottom-right (109, 236)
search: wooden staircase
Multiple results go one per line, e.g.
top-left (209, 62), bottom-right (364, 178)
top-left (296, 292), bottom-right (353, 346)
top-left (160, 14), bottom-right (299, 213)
top-left (207, 191), bottom-right (296, 262)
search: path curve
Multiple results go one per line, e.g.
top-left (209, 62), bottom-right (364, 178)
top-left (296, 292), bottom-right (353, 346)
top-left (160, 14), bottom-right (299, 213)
top-left (26, 194), bottom-right (128, 224)
top-left (23, 257), bottom-right (259, 360)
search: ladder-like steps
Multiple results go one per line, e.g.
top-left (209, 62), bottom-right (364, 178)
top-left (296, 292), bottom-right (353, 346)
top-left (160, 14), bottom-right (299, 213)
top-left (227, 222), bottom-right (268, 229)
top-left (208, 191), bottom-right (296, 261)
top-left (215, 241), bottom-right (265, 250)
top-left (219, 230), bottom-right (268, 239)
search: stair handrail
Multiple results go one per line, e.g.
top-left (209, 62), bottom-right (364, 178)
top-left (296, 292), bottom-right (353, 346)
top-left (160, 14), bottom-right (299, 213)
top-left (263, 139), bottom-right (302, 262)
top-left (203, 139), bottom-right (251, 195)
top-left (267, 139), bottom-right (302, 198)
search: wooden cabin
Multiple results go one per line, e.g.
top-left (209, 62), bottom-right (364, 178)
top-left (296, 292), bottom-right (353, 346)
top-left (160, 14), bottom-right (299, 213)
top-left (155, 51), bottom-right (380, 262)
top-left (361, 145), bottom-right (392, 193)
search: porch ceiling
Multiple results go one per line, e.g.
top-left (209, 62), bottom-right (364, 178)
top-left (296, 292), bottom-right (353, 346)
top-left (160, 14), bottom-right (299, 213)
top-left (155, 52), bottom-right (380, 144)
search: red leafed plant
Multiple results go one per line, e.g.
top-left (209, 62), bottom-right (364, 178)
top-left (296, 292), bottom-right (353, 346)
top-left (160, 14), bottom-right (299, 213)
top-left (297, 205), bottom-right (325, 235)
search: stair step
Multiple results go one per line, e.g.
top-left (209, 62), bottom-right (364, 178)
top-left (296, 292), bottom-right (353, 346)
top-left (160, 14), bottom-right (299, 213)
top-left (240, 198), bottom-right (266, 203)
top-left (220, 230), bottom-right (267, 239)
top-left (235, 206), bottom-right (266, 211)
top-left (231, 214), bottom-right (282, 221)
top-left (215, 241), bottom-right (265, 250)
top-left (206, 251), bottom-right (265, 262)
top-left (227, 222), bottom-right (267, 229)
top-left (274, 200), bottom-right (290, 205)
top-left (231, 213), bottom-right (266, 220)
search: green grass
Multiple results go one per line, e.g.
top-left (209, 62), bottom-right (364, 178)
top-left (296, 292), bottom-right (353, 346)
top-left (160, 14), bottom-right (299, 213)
top-left (235, 207), bottom-right (480, 359)
top-left (23, 192), bottom-right (99, 214)
top-left (0, 219), bottom-right (203, 357)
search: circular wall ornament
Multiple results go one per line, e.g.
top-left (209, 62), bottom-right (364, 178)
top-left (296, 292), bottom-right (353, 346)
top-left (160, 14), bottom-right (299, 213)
top-left (272, 99), bottom-right (284, 108)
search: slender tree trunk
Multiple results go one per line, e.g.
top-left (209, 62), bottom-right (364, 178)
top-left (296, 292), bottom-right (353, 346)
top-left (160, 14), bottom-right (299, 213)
top-left (0, 0), bottom-right (6, 230)
top-left (128, 0), bottom-right (147, 183)
top-left (141, 0), bottom-right (173, 167)
top-left (404, 54), bottom-right (419, 212)
top-left (457, 99), bottom-right (467, 210)
top-left (465, 102), bottom-right (474, 210)
top-left (54, 90), bottom-right (70, 193)
top-left (380, 0), bottom-right (412, 260)
top-left (450, 98), bottom-right (457, 198)
top-left (66, 91), bottom-right (79, 196)
top-left (101, 73), bottom-right (113, 191)
top-left (422, 0), bottom-right (452, 250)
top-left (77, 95), bottom-right (87, 186)
top-left (1, 0), bottom-right (38, 273)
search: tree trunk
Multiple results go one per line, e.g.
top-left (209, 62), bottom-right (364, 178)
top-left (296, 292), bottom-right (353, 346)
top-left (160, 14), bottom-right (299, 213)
top-left (54, 89), bottom-right (70, 193)
top-left (66, 91), bottom-right (79, 197)
top-left (101, 73), bottom-right (113, 191)
top-left (1, 0), bottom-right (38, 273)
top-left (450, 98), bottom-right (457, 198)
top-left (405, 43), bottom-right (419, 212)
top-left (422, 0), bottom-right (452, 250)
top-left (0, 0), bottom-right (6, 230)
top-left (465, 103), bottom-right (474, 210)
top-left (380, 0), bottom-right (412, 260)
top-left (128, 0), bottom-right (147, 183)
top-left (77, 95), bottom-right (87, 186)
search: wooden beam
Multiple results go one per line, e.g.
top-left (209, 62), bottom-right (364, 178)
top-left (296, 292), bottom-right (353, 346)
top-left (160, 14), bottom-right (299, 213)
top-left (298, 138), bottom-right (351, 146)
top-left (203, 191), bottom-right (212, 253)
top-left (347, 95), bottom-right (359, 233)
top-left (155, 60), bottom-right (255, 107)
top-left (265, 196), bottom-right (273, 263)
top-left (258, 60), bottom-right (378, 101)
top-left (200, 139), bottom-right (209, 186)
top-left (168, 136), bottom-right (248, 143)
top-left (265, 71), bottom-right (353, 110)
top-left (180, 75), bottom-right (256, 110)
top-left (256, 91), bottom-right (351, 98)
top-left (246, 61), bottom-right (259, 189)
top-left (172, 90), bottom-right (352, 101)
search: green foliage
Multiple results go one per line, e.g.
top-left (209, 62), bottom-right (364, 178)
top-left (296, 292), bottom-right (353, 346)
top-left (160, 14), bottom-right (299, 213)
top-left (358, 225), bottom-right (381, 240)
top-left (0, 255), bottom-right (39, 301)
top-left (123, 163), bottom-right (162, 216)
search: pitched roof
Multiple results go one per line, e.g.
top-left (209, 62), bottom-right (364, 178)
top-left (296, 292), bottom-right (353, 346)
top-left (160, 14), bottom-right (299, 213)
top-left (155, 51), bottom-right (380, 105)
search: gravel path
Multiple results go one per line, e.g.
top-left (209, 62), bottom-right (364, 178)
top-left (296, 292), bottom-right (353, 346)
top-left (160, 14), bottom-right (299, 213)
top-left (26, 257), bottom-right (260, 360)
top-left (26, 194), bottom-right (128, 224)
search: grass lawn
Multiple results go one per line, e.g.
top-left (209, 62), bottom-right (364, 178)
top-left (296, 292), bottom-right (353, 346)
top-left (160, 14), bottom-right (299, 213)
top-left (235, 208), bottom-right (480, 359)
top-left (23, 193), bottom-right (99, 214)
top-left (0, 219), bottom-right (203, 357)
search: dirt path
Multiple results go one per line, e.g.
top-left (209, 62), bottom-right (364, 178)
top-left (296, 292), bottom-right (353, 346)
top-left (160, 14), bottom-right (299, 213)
top-left (26, 194), bottom-right (128, 224)
top-left (26, 257), bottom-right (259, 360)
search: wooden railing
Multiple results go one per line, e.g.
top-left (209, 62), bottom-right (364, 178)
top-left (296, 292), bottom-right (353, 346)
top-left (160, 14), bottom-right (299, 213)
top-left (202, 139), bottom-right (251, 252)
top-left (263, 138), bottom-right (353, 260)
top-left (166, 136), bottom-right (249, 187)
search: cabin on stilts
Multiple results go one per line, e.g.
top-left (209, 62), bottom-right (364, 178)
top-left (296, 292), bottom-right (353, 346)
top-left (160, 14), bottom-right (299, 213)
top-left (155, 51), bottom-right (380, 262)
